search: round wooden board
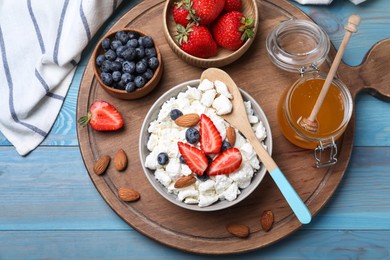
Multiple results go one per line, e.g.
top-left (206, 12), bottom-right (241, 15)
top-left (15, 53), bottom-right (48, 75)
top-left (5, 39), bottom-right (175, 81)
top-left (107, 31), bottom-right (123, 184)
top-left (76, 0), bottom-right (390, 255)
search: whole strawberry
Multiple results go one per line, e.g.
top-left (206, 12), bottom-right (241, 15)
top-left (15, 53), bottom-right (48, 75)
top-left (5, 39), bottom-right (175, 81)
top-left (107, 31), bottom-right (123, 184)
top-left (175, 23), bottom-right (217, 58)
top-left (211, 11), bottom-right (254, 51)
top-left (173, 0), bottom-right (197, 26)
top-left (223, 0), bottom-right (242, 13)
top-left (192, 0), bottom-right (225, 25)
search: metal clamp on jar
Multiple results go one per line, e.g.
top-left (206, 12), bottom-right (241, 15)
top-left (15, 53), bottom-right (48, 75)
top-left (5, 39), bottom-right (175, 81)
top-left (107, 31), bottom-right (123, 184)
top-left (266, 19), bottom-right (354, 168)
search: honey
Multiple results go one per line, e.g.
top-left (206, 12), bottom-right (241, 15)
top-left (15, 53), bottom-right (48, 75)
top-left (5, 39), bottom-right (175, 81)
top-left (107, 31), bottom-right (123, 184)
top-left (278, 74), bottom-right (353, 149)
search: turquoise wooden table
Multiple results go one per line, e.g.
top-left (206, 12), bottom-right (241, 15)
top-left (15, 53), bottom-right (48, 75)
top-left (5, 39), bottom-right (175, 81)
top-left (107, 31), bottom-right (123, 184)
top-left (1, 0), bottom-right (390, 259)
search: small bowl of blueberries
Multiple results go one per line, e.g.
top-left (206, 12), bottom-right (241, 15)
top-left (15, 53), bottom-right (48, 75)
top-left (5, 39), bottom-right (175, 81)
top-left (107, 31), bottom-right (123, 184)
top-left (93, 28), bottom-right (163, 100)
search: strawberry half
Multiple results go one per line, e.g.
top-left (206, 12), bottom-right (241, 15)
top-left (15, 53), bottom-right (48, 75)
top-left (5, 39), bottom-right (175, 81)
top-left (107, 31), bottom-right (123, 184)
top-left (78, 100), bottom-right (124, 131)
top-left (200, 114), bottom-right (222, 154)
top-left (178, 142), bottom-right (208, 176)
top-left (207, 147), bottom-right (242, 176)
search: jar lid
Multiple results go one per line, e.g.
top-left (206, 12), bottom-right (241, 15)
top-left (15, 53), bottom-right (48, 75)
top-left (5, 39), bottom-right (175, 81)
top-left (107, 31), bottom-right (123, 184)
top-left (266, 19), bottom-right (330, 73)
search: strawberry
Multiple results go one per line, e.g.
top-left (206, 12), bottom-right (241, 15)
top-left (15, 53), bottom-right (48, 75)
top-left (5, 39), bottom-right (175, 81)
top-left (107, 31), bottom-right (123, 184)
top-left (200, 114), bottom-right (222, 154)
top-left (173, 0), bottom-right (198, 26)
top-left (207, 148), bottom-right (242, 175)
top-left (211, 11), bottom-right (254, 51)
top-left (78, 100), bottom-right (124, 131)
top-left (175, 23), bottom-right (217, 58)
top-left (192, 0), bottom-right (225, 25)
top-left (178, 142), bottom-right (209, 176)
top-left (223, 0), bottom-right (242, 13)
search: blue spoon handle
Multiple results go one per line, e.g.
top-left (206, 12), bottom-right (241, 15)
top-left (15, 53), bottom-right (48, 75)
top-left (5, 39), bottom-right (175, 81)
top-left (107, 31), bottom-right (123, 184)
top-left (270, 167), bottom-right (312, 224)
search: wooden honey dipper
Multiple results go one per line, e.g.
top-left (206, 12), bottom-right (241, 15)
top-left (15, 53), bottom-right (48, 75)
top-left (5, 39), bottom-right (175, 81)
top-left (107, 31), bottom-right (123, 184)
top-left (298, 15), bottom-right (361, 132)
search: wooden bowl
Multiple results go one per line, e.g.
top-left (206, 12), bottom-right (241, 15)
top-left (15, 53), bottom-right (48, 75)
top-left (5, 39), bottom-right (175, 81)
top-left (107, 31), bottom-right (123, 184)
top-left (92, 28), bottom-right (163, 100)
top-left (163, 0), bottom-right (259, 68)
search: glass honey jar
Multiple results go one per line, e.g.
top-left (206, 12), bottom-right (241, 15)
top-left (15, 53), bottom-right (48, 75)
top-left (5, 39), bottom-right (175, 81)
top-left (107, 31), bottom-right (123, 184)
top-left (266, 19), bottom-right (353, 167)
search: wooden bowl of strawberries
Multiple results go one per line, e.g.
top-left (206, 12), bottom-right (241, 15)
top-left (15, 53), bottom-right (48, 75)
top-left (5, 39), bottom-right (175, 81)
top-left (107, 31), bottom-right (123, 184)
top-left (163, 0), bottom-right (259, 68)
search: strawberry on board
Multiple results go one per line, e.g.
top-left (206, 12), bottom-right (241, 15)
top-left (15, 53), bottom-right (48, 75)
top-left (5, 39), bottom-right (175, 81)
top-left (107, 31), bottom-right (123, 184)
top-left (192, 0), bottom-right (225, 25)
top-left (200, 114), bottom-right (222, 154)
top-left (223, 0), bottom-right (242, 13)
top-left (207, 147), bottom-right (242, 175)
top-left (173, 0), bottom-right (198, 26)
top-left (175, 23), bottom-right (217, 58)
top-left (178, 142), bottom-right (209, 176)
top-left (78, 100), bottom-right (124, 131)
top-left (211, 11), bottom-right (254, 51)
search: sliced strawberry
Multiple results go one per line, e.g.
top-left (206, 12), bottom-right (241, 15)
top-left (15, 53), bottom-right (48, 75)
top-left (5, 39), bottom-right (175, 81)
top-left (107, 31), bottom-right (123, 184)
top-left (78, 100), bottom-right (124, 131)
top-left (200, 114), bottom-right (222, 154)
top-left (207, 148), bottom-right (242, 176)
top-left (178, 142), bottom-right (208, 176)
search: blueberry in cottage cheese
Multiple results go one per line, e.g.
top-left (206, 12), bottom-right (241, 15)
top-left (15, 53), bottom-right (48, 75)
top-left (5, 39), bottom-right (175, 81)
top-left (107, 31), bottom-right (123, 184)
top-left (144, 79), bottom-right (267, 208)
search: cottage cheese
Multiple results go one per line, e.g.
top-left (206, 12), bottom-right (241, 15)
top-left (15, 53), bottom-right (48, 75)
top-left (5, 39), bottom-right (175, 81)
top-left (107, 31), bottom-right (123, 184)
top-left (145, 80), bottom-right (267, 207)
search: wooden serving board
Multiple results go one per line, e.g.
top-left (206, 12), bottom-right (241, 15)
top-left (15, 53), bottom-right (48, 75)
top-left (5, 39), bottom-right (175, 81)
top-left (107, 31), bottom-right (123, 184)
top-left (76, 0), bottom-right (390, 255)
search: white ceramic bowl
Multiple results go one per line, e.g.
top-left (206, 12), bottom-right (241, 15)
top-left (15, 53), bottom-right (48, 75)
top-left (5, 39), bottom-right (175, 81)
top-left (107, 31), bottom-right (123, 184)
top-left (139, 80), bottom-right (272, 211)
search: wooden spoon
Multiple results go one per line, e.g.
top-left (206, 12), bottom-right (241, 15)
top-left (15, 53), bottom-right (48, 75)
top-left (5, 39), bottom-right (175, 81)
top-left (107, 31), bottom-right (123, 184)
top-left (298, 15), bottom-right (361, 132)
top-left (201, 68), bottom-right (312, 224)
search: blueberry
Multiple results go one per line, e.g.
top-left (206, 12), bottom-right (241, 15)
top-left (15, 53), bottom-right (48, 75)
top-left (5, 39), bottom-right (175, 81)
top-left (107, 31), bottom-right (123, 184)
top-left (122, 47), bottom-right (136, 61)
top-left (143, 68), bottom-right (154, 81)
top-left (134, 75), bottom-right (146, 88)
top-left (197, 174), bottom-right (209, 182)
top-left (186, 128), bottom-right (200, 144)
top-left (221, 140), bottom-right (232, 152)
top-left (127, 38), bottom-right (138, 48)
top-left (136, 60), bottom-right (147, 74)
top-left (148, 56), bottom-right (159, 70)
top-left (100, 60), bottom-right (112, 72)
top-left (115, 45), bottom-right (126, 58)
top-left (115, 57), bottom-right (125, 63)
top-left (145, 47), bottom-right (157, 58)
top-left (121, 73), bottom-right (134, 83)
top-left (115, 30), bottom-right (129, 44)
top-left (115, 80), bottom-right (126, 90)
top-left (101, 72), bottom-right (113, 85)
top-left (128, 31), bottom-right (140, 40)
top-left (104, 49), bottom-right (117, 61)
top-left (170, 109), bottom-right (183, 120)
top-left (157, 152), bottom-right (169, 165)
top-left (96, 54), bottom-right (105, 66)
top-left (110, 40), bottom-right (122, 50)
top-left (122, 61), bottom-right (135, 74)
top-left (179, 155), bottom-right (186, 164)
top-left (142, 36), bottom-right (154, 48)
top-left (110, 61), bottom-right (122, 71)
top-left (125, 82), bottom-right (136, 92)
top-left (135, 47), bottom-right (145, 59)
top-left (101, 38), bottom-right (111, 50)
top-left (138, 36), bottom-right (144, 47)
top-left (112, 71), bottom-right (122, 82)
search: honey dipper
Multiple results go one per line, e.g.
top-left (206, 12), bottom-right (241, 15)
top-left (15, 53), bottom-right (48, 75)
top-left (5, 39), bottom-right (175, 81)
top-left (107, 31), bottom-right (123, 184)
top-left (298, 15), bottom-right (361, 132)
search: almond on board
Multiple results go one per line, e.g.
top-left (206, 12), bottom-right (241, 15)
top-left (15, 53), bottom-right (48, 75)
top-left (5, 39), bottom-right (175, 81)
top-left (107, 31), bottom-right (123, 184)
top-left (114, 149), bottom-right (128, 171)
top-left (93, 155), bottom-right (110, 175)
top-left (260, 210), bottom-right (274, 232)
top-left (226, 223), bottom-right (250, 238)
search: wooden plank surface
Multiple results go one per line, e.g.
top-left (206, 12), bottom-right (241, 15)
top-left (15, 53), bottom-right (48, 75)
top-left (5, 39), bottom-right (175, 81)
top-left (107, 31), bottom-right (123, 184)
top-left (0, 0), bottom-right (390, 258)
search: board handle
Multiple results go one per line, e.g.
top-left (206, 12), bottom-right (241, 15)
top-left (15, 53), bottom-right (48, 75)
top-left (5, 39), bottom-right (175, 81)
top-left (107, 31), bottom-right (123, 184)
top-left (340, 38), bottom-right (390, 101)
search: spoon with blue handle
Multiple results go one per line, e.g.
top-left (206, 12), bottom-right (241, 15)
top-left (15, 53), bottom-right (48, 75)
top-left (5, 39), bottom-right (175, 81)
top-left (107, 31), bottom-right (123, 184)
top-left (201, 68), bottom-right (312, 224)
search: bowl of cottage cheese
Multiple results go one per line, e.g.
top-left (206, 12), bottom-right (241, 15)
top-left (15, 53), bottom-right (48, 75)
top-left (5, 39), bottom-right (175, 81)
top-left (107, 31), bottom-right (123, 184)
top-left (139, 79), bottom-right (272, 211)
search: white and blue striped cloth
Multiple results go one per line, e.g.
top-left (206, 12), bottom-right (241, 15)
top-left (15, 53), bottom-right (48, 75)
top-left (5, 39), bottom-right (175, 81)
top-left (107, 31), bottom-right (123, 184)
top-left (0, 0), bottom-right (122, 156)
top-left (293, 0), bottom-right (367, 4)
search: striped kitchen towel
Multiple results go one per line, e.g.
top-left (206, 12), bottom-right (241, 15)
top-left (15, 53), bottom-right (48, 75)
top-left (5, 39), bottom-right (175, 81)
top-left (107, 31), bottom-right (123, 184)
top-left (0, 0), bottom-right (122, 156)
top-left (293, 0), bottom-right (367, 4)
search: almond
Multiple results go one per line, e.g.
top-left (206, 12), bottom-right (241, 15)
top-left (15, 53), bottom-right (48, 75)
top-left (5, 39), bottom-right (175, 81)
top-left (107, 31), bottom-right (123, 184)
top-left (260, 210), bottom-right (274, 232)
top-left (93, 155), bottom-right (110, 175)
top-left (175, 113), bottom-right (200, 127)
top-left (174, 175), bottom-right (196, 188)
top-left (226, 223), bottom-right (250, 238)
top-left (118, 187), bottom-right (140, 202)
top-left (114, 149), bottom-right (128, 171)
top-left (226, 126), bottom-right (236, 146)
